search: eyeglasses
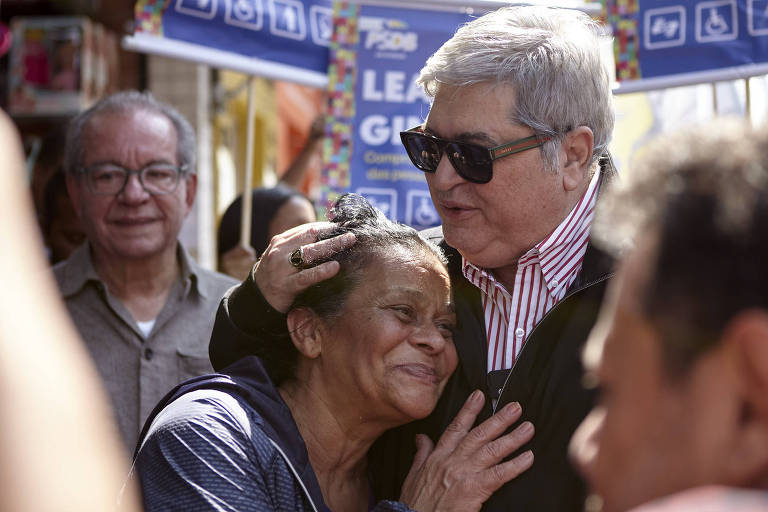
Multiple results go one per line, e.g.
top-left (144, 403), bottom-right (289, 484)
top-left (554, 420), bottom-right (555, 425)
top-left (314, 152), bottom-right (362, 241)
top-left (399, 126), bottom-right (551, 184)
top-left (79, 163), bottom-right (188, 196)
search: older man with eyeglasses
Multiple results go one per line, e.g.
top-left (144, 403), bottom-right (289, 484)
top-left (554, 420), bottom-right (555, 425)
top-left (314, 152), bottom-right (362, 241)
top-left (54, 91), bottom-right (237, 452)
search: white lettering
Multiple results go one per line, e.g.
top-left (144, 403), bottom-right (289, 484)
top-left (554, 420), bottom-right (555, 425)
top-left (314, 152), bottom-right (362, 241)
top-left (384, 71), bottom-right (405, 102)
top-left (360, 71), bottom-right (427, 104)
top-left (359, 114), bottom-right (424, 146)
top-left (364, 30), bottom-right (418, 52)
top-left (362, 70), bottom-right (383, 101)
top-left (364, 31), bottom-right (385, 50)
top-left (360, 115), bottom-right (390, 146)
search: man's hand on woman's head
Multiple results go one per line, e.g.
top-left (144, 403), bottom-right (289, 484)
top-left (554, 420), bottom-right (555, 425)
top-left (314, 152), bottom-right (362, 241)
top-left (255, 222), bottom-right (356, 313)
top-left (400, 390), bottom-right (535, 512)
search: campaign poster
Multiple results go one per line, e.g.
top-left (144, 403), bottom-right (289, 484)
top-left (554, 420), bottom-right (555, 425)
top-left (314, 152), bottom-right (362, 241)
top-left (323, 3), bottom-right (472, 229)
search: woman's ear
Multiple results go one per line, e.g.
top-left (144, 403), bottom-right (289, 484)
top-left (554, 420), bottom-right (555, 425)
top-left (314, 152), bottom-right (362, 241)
top-left (287, 308), bottom-right (324, 359)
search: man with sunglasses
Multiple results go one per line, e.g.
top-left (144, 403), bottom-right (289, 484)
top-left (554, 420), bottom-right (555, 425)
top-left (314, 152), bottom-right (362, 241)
top-left (209, 5), bottom-right (615, 510)
top-left (54, 91), bottom-right (237, 452)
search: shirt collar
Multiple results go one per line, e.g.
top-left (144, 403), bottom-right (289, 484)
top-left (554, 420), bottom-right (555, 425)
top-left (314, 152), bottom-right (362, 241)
top-left (58, 242), bottom-right (101, 298)
top-left (536, 171), bottom-right (600, 291)
top-left (461, 170), bottom-right (600, 295)
top-left (178, 243), bottom-right (210, 299)
top-left (536, 171), bottom-right (600, 255)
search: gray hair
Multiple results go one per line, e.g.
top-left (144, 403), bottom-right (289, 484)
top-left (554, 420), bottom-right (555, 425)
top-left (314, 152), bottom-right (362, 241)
top-left (63, 90), bottom-right (196, 174)
top-left (417, 5), bottom-right (614, 171)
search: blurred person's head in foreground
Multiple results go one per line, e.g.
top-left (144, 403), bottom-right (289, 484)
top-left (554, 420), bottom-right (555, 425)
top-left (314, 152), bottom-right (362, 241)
top-left (570, 120), bottom-right (768, 512)
top-left (217, 185), bottom-right (315, 260)
top-left (63, 90), bottom-right (197, 267)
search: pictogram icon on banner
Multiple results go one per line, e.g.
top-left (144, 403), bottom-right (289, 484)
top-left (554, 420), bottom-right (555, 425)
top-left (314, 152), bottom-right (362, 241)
top-left (747, 0), bottom-right (768, 36)
top-left (176, 0), bottom-right (217, 19)
top-left (225, 0), bottom-right (264, 31)
top-left (696, 0), bottom-right (737, 43)
top-left (269, 0), bottom-right (306, 40)
top-left (406, 190), bottom-right (439, 228)
top-left (310, 5), bottom-right (332, 46)
top-left (645, 6), bottom-right (686, 49)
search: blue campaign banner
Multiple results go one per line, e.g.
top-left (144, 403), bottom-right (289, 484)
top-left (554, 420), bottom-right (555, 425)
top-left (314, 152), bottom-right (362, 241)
top-left (161, 0), bottom-right (332, 75)
top-left (616, 0), bottom-right (768, 88)
top-left (348, 5), bottom-right (471, 229)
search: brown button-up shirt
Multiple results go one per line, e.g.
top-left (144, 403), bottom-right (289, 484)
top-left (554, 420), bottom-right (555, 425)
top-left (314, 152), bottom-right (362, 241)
top-left (53, 242), bottom-right (238, 451)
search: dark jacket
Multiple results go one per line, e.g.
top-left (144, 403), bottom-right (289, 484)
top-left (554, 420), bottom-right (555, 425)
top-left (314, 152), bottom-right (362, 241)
top-left (208, 160), bottom-right (616, 510)
top-left (133, 356), bottom-right (412, 512)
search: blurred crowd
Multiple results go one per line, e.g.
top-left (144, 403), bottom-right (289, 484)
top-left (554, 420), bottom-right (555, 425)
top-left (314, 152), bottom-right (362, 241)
top-left (2, 5), bottom-right (768, 512)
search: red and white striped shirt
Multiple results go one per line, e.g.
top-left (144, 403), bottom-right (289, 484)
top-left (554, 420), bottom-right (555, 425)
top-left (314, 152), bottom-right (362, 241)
top-left (462, 172), bottom-right (600, 372)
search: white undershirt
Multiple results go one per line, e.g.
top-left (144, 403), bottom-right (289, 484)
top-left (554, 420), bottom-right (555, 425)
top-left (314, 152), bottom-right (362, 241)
top-left (136, 319), bottom-right (156, 337)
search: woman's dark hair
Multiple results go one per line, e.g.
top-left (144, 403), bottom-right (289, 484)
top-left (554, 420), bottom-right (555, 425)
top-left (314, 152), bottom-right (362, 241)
top-left (217, 185), bottom-right (312, 260)
top-left (261, 193), bottom-right (447, 385)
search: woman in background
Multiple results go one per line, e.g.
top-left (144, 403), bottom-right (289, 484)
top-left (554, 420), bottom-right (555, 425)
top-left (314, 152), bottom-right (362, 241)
top-left (217, 184), bottom-right (316, 280)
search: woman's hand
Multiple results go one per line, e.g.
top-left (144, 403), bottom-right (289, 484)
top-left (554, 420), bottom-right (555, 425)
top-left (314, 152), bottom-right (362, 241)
top-left (400, 390), bottom-right (534, 512)
top-left (254, 222), bottom-right (356, 313)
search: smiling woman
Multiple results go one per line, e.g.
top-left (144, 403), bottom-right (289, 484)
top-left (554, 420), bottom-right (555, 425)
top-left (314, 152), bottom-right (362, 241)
top-left (131, 194), bottom-right (454, 512)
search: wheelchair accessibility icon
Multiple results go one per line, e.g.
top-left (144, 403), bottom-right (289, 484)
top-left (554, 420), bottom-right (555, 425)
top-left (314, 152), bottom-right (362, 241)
top-left (696, 1), bottom-right (737, 42)
top-left (705, 8), bottom-right (728, 34)
top-left (233, 0), bottom-right (255, 20)
top-left (225, 0), bottom-right (263, 30)
top-left (406, 190), bottom-right (440, 229)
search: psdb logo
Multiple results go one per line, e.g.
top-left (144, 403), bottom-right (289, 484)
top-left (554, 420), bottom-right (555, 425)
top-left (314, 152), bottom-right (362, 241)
top-left (364, 30), bottom-right (418, 52)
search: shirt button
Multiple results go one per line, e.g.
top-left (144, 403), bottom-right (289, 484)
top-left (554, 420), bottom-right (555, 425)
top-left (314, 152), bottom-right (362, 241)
top-left (515, 327), bottom-right (525, 338)
top-left (552, 279), bottom-right (560, 288)
top-left (144, 348), bottom-right (154, 361)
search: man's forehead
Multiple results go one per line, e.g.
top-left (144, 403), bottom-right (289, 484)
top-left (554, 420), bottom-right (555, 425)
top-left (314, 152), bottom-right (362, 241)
top-left (425, 82), bottom-right (517, 138)
top-left (86, 108), bottom-right (173, 134)
top-left (82, 109), bottom-right (178, 159)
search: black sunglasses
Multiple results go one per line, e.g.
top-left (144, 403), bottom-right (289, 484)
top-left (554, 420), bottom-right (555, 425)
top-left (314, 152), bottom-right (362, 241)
top-left (399, 126), bottom-right (551, 184)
